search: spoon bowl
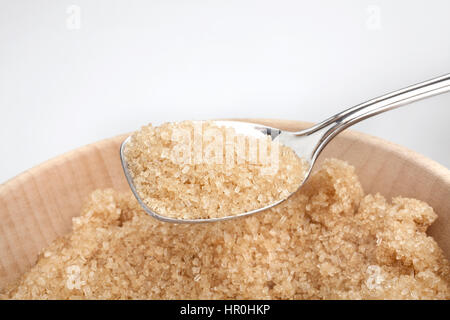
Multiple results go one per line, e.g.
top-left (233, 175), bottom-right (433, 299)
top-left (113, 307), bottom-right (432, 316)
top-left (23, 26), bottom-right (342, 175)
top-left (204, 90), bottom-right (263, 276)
top-left (120, 120), bottom-right (308, 224)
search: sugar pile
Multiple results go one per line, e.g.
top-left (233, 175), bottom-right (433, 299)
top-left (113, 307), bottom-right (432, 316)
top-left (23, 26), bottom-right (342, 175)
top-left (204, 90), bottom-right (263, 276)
top-left (124, 121), bottom-right (307, 219)
top-left (2, 159), bottom-right (449, 299)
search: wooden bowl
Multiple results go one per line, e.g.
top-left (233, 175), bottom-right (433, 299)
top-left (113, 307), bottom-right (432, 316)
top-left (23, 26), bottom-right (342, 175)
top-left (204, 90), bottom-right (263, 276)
top-left (1, 119), bottom-right (449, 290)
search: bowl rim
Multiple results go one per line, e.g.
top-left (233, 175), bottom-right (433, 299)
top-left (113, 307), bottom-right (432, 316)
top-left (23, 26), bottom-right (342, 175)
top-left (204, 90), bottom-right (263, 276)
top-left (1, 118), bottom-right (449, 191)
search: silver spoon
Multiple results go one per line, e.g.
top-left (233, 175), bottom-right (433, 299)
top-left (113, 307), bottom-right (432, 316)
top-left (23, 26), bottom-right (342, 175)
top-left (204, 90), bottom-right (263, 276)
top-left (121, 73), bottom-right (450, 223)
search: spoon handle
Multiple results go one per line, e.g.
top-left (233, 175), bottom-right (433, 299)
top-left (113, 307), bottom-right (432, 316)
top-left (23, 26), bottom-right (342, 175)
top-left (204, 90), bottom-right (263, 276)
top-left (300, 73), bottom-right (450, 161)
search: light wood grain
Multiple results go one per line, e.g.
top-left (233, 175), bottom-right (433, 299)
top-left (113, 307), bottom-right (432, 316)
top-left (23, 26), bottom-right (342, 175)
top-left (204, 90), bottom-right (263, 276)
top-left (0, 119), bottom-right (449, 290)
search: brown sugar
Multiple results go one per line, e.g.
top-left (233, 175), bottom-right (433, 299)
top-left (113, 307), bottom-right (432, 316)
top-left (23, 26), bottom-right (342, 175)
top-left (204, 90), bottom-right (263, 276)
top-left (123, 121), bottom-right (307, 219)
top-left (2, 159), bottom-right (449, 299)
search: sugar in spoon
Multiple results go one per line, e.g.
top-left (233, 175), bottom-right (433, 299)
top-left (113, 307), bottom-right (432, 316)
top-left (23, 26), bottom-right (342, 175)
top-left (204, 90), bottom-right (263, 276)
top-left (120, 73), bottom-right (450, 223)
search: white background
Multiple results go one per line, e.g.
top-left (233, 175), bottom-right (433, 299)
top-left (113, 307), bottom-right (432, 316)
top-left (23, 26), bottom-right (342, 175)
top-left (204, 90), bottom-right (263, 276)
top-left (1, 0), bottom-right (449, 183)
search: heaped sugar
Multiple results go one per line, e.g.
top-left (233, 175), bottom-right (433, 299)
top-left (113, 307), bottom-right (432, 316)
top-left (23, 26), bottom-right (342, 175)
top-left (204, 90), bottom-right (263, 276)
top-left (1, 159), bottom-right (449, 300)
top-left (123, 121), bottom-right (308, 220)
